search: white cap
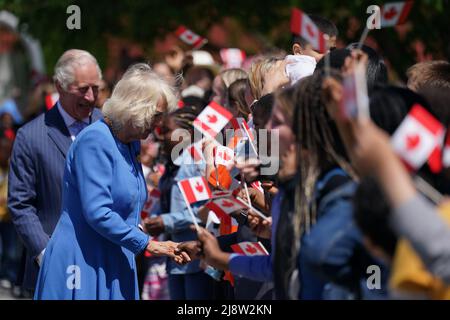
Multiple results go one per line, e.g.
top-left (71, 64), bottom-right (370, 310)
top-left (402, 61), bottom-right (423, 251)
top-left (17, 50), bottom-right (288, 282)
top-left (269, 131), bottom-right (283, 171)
top-left (192, 50), bottom-right (215, 66)
top-left (285, 54), bottom-right (317, 85)
top-left (181, 85), bottom-right (205, 98)
top-left (0, 10), bottom-right (19, 31)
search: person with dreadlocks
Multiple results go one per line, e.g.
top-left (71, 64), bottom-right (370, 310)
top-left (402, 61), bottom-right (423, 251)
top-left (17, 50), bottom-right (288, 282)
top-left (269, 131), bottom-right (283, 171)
top-left (287, 70), bottom-right (380, 300)
top-left (143, 105), bottom-right (215, 300)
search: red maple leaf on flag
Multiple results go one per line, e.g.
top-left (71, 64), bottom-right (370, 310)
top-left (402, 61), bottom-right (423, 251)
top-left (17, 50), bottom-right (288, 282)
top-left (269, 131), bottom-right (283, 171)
top-left (219, 151), bottom-right (231, 161)
top-left (245, 244), bottom-right (257, 255)
top-left (406, 134), bottom-right (420, 150)
top-left (195, 182), bottom-right (204, 193)
top-left (207, 114), bottom-right (217, 123)
top-left (221, 200), bottom-right (234, 208)
top-left (384, 7), bottom-right (398, 20)
top-left (306, 24), bottom-right (315, 38)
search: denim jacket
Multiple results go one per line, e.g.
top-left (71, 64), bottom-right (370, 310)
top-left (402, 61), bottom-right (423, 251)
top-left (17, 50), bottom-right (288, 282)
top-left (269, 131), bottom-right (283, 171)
top-left (160, 152), bottom-right (206, 274)
top-left (299, 168), bottom-right (379, 299)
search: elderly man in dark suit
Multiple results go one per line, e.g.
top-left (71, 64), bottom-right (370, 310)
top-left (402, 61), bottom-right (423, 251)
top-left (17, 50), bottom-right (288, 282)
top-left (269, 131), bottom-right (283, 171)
top-left (7, 49), bottom-right (103, 291)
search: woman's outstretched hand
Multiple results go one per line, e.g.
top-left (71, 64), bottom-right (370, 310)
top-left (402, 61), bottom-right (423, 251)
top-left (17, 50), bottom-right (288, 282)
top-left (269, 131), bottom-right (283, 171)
top-left (146, 240), bottom-right (191, 265)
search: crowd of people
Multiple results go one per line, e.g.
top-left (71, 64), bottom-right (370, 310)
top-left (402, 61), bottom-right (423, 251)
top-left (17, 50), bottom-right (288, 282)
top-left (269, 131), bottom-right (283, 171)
top-left (1, 9), bottom-right (450, 300)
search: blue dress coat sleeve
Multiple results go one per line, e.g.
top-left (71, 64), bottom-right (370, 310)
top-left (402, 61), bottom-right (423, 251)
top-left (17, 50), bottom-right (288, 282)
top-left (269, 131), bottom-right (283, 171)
top-left (229, 254), bottom-right (273, 282)
top-left (72, 130), bottom-right (149, 255)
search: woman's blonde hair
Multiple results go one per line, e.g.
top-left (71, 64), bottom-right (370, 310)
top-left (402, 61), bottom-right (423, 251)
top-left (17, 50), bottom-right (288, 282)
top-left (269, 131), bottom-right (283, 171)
top-left (220, 68), bottom-right (248, 88)
top-left (248, 57), bottom-right (282, 100)
top-left (102, 63), bottom-right (177, 133)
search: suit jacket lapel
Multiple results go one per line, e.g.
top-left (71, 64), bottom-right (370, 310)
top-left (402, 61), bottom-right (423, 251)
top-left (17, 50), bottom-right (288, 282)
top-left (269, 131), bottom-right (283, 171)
top-left (45, 105), bottom-right (72, 158)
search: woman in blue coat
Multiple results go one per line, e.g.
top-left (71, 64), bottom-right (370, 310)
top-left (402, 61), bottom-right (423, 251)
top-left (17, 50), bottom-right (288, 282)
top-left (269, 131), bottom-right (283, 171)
top-left (34, 63), bottom-right (190, 300)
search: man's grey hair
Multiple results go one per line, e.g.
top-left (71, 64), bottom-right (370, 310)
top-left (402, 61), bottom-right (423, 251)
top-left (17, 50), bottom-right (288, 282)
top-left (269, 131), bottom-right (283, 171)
top-left (53, 49), bottom-right (102, 90)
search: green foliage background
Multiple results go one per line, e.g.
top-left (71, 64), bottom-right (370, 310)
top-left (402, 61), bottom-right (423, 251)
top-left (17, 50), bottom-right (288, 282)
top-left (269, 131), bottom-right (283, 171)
top-left (1, 0), bottom-right (449, 79)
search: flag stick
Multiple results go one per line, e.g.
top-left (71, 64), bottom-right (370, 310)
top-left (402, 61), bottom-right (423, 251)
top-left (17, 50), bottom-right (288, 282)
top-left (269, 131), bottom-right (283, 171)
top-left (179, 188), bottom-right (201, 233)
top-left (240, 173), bottom-right (253, 209)
top-left (236, 196), bottom-right (271, 222)
top-left (240, 122), bottom-right (258, 158)
top-left (212, 146), bottom-right (220, 188)
top-left (257, 241), bottom-right (270, 255)
top-left (357, 26), bottom-right (370, 50)
top-left (244, 180), bottom-right (253, 209)
top-left (413, 175), bottom-right (444, 205)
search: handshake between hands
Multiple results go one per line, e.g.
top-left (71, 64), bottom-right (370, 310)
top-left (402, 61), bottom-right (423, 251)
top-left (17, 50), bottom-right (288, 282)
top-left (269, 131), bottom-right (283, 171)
top-left (144, 227), bottom-right (231, 268)
top-left (173, 208), bottom-right (273, 271)
top-left (144, 229), bottom-right (225, 269)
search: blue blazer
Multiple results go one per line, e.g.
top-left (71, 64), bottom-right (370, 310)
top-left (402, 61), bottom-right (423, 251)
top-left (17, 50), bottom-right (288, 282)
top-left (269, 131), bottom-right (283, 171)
top-left (7, 104), bottom-right (103, 289)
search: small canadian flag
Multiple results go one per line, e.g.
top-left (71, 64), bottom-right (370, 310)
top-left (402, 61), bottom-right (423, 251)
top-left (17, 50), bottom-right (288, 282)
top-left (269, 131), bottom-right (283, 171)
top-left (175, 25), bottom-right (208, 49)
top-left (214, 145), bottom-right (235, 167)
top-left (380, 1), bottom-right (414, 28)
top-left (185, 141), bottom-right (205, 164)
top-left (45, 93), bottom-right (59, 110)
top-left (141, 189), bottom-right (161, 219)
top-left (250, 181), bottom-right (264, 194)
top-left (391, 104), bottom-right (445, 171)
top-left (173, 141), bottom-right (204, 166)
top-left (230, 117), bottom-right (255, 142)
top-left (220, 48), bottom-right (246, 69)
top-left (193, 101), bottom-right (233, 139)
top-left (178, 177), bottom-right (212, 204)
top-left (290, 8), bottom-right (326, 53)
top-left (205, 197), bottom-right (246, 220)
top-left (231, 242), bottom-right (269, 256)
